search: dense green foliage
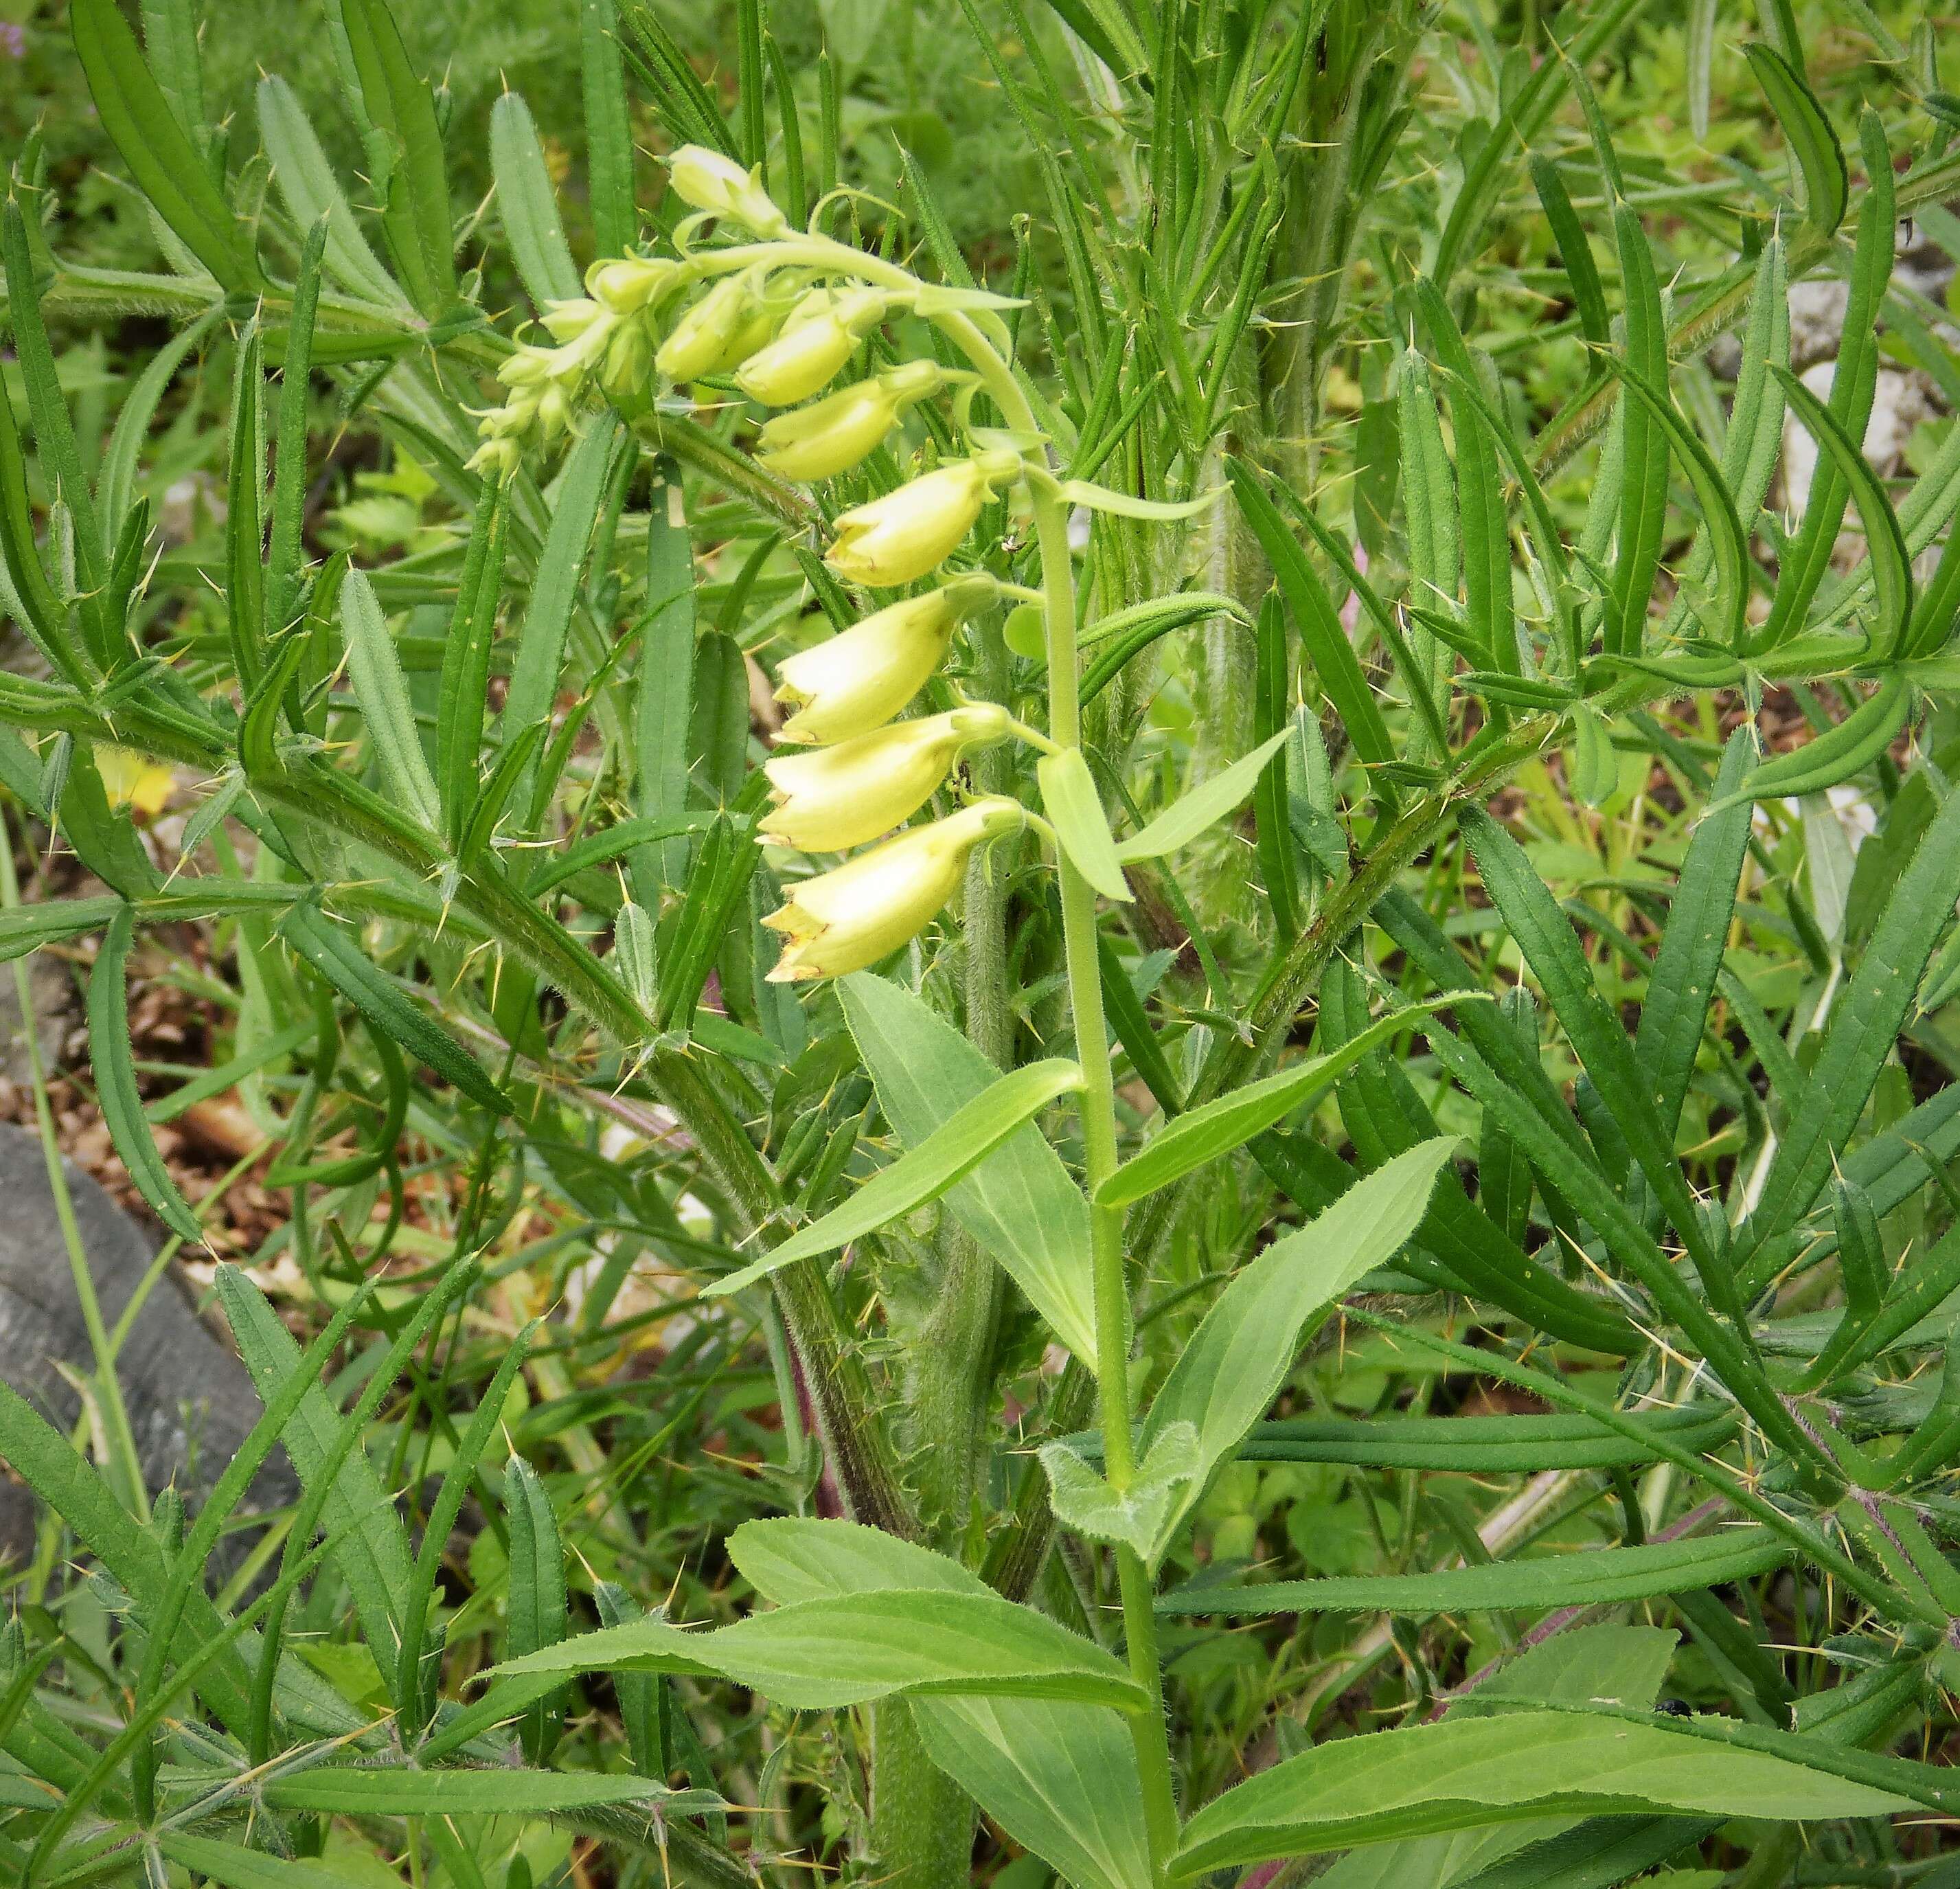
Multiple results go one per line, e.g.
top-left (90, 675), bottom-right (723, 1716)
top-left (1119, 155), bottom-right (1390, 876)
top-left (8, 2), bottom-right (1960, 1886)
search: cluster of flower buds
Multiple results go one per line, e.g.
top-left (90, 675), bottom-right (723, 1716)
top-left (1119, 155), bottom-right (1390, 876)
top-left (469, 257), bottom-right (677, 475)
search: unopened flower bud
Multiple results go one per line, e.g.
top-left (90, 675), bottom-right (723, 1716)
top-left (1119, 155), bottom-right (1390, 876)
top-left (763, 796), bottom-right (1025, 981)
top-left (827, 451), bottom-right (1023, 588)
top-left (657, 275), bottom-right (779, 383)
top-left (586, 256), bottom-right (679, 316)
top-left (539, 297), bottom-right (606, 343)
top-left (737, 288), bottom-right (888, 407)
top-left (668, 145), bottom-right (790, 238)
top-left (762, 705), bottom-right (1011, 852)
top-left (755, 361), bottom-right (944, 482)
top-left (466, 434), bottom-right (522, 477)
top-left (775, 575), bottom-right (996, 744)
top-left (602, 319), bottom-right (652, 394)
top-left (535, 381), bottom-right (573, 442)
top-left (497, 343), bottom-right (558, 388)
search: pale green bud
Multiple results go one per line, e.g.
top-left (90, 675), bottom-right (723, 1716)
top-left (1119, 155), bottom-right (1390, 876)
top-left (755, 361), bottom-right (944, 482)
top-left (497, 343), bottom-right (558, 388)
top-left (760, 704), bottom-right (1011, 852)
top-left (763, 797), bottom-right (1025, 982)
top-left (586, 256), bottom-right (679, 316)
top-left (601, 318), bottom-right (652, 394)
top-left (774, 575), bottom-right (996, 744)
top-left (656, 275), bottom-right (779, 383)
top-left (668, 145), bottom-right (791, 238)
top-left (736, 287), bottom-right (888, 407)
top-left (539, 297), bottom-right (607, 343)
top-left (826, 451), bottom-right (1023, 588)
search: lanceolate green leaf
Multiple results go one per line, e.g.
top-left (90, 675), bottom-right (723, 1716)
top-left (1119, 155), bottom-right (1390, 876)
top-left (277, 904), bottom-right (510, 1114)
top-left (1170, 1710), bottom-right (1907, 1874)
top-left (503, 418), bottom-right (621, 769)
top-left (490, 88), bottom-right (581, 308)
top-left (840, 973), bottom-right (1098, 1362)
top-left (1141, 1139), bottom-right (1456, 1538)
top-left (581, 0), bottom-right (637, 258)
top-left (489, 1588), bottom-right (1144, 1710)
top-left (339, 0), bottom-right (457, 315)
top-left (71, 0), bottom-right (255, 289)
top-left (1722, 670), bottom-right (1911, 806)
top-left (1098, 998), bottom-right (1472, 1208)
top-left (1605, 358), bottom-right (1749, 651)
top-left (1459, 806), bottom-right (1740, 1323)
top-left (1236, 1405), bottom-right (1739, 1474)
top-left (253, 1769), bottom-right (694, 1817)
top-left (505, 1455), bottom-right (569, 1764)
top-left (1039, 747), bottom-right (1132, 902)
top-left (913, 1697), bottom-right (1155, 1889)
top-left (1607, 203), bottom-right (1670, 659)
top-left (1773, 364), bottom-right (1914, 657)
top-left (216, 1268), bottom-right (413, 1679)
top-left (1633, 725), bottom-right (1757, 1138)
top-left (258, 74), bottom-right (405, 306)
top-left (1116, 727), bottom-right (1288, 863)
top-left (340, 568), bottom-right (441, 831)
top-left (1412, 280), bottom-right (1515, 675)
top-left (1740, 776), bottom-right (1960, 1272)
top-left (87, 905), bottom-right (202, 1245)
top-left (706, 1059), bottom-right (1086, 1293)
top-left (1744, 43), bottom-right (1849, 237)
top-left (1754, 113), bottom-right (1891, 652)
top-left (1227, 458), bottom-right (1395, 781)
top-left (1158, 1529), bottom-right (1790, 1618)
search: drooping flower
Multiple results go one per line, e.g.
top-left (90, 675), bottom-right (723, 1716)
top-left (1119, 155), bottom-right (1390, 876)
top-left (774, 575), bottom-right (997, 744)
top-left (826, 451), bottom-right (1023, 588)
top-left (737, 287), bottom-right (888, 407)
top-left (656, 274), bottom-right (781, 383)
top-left (763, 797), bottom-right (1025, 981)
top-left (755, 361), bottom-right (944, 482)
top-left (761, 705), bottom-right (1011, 852)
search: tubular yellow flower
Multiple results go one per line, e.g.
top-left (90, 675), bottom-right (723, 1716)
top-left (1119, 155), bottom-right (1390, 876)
top-left (827, 450), bottom-right (1023, 588)
top-left (667, 145), bottom-right (790, 238)
top-left (763, 797), bottom-right (1025, 982)
top-left (736, 287), bottom-right (888, 407)
top-left (761, 705), bottom-right (1011, 852)
top-left (656, 275), bottom-right (779, 383)
top-left (775, 575), bottom-right (997, 744)
top-left (755, 361), bottom-right (944, 482)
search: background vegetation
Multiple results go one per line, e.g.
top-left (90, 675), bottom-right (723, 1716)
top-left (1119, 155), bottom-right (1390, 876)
top-left (6, 1), bottom-right (1960, 1886)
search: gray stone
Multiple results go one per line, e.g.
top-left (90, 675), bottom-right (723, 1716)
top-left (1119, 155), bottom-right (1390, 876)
top-left (0, 1123), bottom-right (292, 1570)
top-left (0, 953), bottom-right (71, 1086)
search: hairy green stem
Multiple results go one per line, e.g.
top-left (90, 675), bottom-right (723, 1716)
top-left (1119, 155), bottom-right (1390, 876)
top-left (871, 1700), bottom-right (973, 1889)
top-left (1032, 485), bottom-right (1183, 1871)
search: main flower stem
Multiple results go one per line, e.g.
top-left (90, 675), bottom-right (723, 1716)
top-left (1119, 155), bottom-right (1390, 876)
top-left (1031, 490), bottom-right (1182, 1873)
top-left (681, 230), bottom-right (1188, 1868)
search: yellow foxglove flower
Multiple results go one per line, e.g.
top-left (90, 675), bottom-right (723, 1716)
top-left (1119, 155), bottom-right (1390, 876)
top-left (667, 146), bottom-right (790, 238)
top-left (736, 287), bottom-right (887, 407)
top-left (755, 361), bottom-right (943, 482)
top-left (827, 450), bottom-right (1023, 588)
top-left (775, 575), bottom-right (996, 744)
top-left (761, 704), bottom-right (1010, 852)
top-left (764, 797), bottom-right (1024, 982)
top-left (656, 275), bottom-right (778, 383)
